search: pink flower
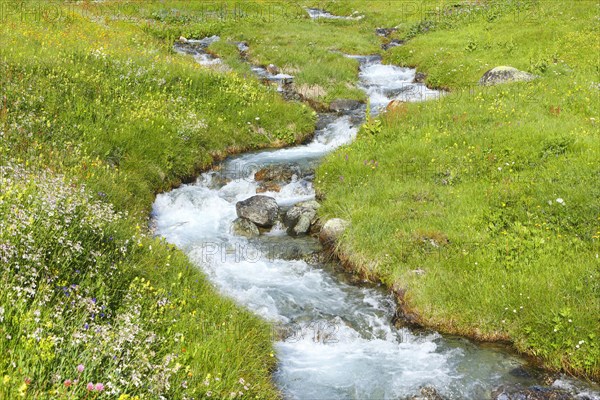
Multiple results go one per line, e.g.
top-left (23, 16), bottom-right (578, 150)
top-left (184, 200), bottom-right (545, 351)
top-left (86, 382), bottom-right (94, 391)
top-left (95, 383), bottom-right (104, 392)
top-left (77, 364), bottom-right (85, 373)
top-left (64, 379), bottom-right (72, 387)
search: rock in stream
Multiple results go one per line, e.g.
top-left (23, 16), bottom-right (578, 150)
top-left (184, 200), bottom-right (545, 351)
top-left (236, 195), bottom-right (279, 228)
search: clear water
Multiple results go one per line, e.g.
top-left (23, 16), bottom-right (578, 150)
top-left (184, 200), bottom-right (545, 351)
top-left (152, 57), bottom-right (599, 399)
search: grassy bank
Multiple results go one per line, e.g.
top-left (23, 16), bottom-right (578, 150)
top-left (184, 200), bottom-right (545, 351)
top-left (0, 1), bottom-right (314, 398)
top-left (316, 0), bottom-right (600, 381)
top-left (1, 0), bottom-right (598, 397)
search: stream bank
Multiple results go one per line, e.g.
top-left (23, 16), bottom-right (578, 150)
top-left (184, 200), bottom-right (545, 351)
top-left (153, 37), bottom-right (600, 399)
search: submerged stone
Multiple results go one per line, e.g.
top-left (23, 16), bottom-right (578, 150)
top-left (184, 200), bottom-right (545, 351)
top-left (491, 385), bottom-right (574, 400)
top-left (231, 217), bottom-right (260, 238)
top-left (329, 99), bottom-right (363, 113)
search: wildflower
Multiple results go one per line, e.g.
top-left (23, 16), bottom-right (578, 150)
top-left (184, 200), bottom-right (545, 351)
top-left (556, 198), bottom-right (565, 205)
top-left (64, 379), bottom-right (72, 387)
top-left (18, 382), bottom-right (27, 396)
top-left (77, 364), bottom-right (85, 373)
top-left (95, 383), bottom-right (105, 392)
top-left (87, 382), bottom-right (94, 391)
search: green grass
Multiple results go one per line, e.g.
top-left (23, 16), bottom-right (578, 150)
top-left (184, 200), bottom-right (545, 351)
top-left (1, 0), bottom-right (598, 397)
top-left (0, 1), bottom-right (314, 398)
top-left (316, 0), bottom-right (600, 381)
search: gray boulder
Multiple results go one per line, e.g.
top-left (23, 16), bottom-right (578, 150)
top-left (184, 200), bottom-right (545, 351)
top-left (319, 218), bottom-right (350, 246)
top-left (479, 66), bottom-right (536, 86)
top-left (236, 195), bottom-right (279, 227)
top-left (284, 200), bottom-right (321, 236)
top-left (231, 218), bottom-right (260, 238)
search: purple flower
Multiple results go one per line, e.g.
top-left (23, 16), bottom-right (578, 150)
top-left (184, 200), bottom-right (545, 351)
top-left (86, 382), bottom-right (94, 391)
top-left (95, 383), bottom-right (104, 392)
top-left (77, 364), bottom-right (84, 373)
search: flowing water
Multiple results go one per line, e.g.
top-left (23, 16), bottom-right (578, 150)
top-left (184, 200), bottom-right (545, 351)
top-left (152, 55), bottom-right (599, 399)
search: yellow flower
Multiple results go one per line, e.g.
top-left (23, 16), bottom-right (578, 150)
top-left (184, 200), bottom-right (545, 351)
top-left (3, 375), bottom-right (10, 384)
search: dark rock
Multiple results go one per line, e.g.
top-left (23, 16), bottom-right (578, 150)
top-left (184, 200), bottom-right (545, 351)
top-left (382, 39), bottom-right (405, 50)
top-left (266, 63), bottom-right (279, 75)
top-left (383, 86), bottom-right (414, 98)
top-left (284, 200), bottom-right (321, 236)
top-left (414, 72), bottom-right (427, 83)
top-left (315, 113), bottom-right (339, 131)
top-left (256, 235), bottom-right (323, 261)
top-left (329, 99), bottom-right (363, 113)
top-left (375, 27), bottom-right (397, 37)
top-left (236, 195), bottom-right (279, 228)
top-left (491, 385), bottom-right (574, 400)
top-left (231, 218), bottom-right (260, 238)
top-left (479, 66), bottom-right (536, 86)
top-left (508, 366), bottom-right (533, 379)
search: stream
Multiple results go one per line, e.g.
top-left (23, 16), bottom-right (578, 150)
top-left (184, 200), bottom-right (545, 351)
top-left (153, 45), bottom-right (599, 399)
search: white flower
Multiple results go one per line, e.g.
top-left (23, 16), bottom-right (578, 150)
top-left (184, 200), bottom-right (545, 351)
top-left (556, 198), bottom-right (565, 205)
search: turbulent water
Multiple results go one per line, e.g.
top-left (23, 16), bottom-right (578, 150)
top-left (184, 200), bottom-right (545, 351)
top-left (152, 56), bottom-right (599, 399)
